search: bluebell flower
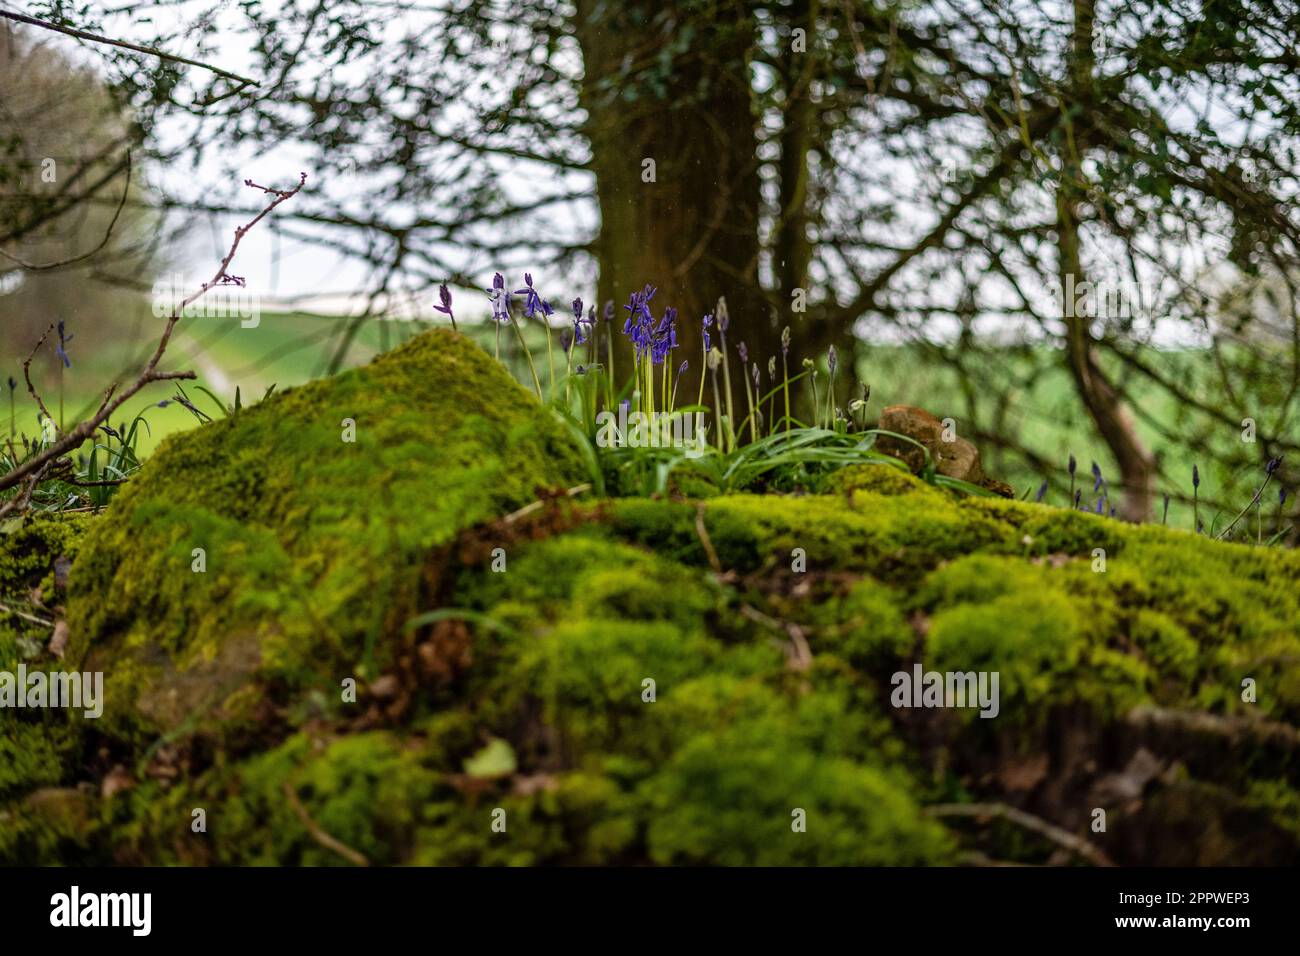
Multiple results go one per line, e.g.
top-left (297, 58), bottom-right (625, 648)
top-left (828, 345), bottom-right (838, 378)
top-left (1267, 455), bottom-right (1283, 476)
top-left (1193, 464), bottom-right (1200, 489)
top-left (1035, 479), bottom-right (1048, 502)
top-left (487, 272), bottom-right (511, 324)
top-left (515, 273), bottom-right (546, 319)
top-left (701, 313), bottom-right (713, 352)
top-left (1091, 461), bottom-right (1102, 492)
top-left (56, 320), bottom-right (74, 368)
top-left (1068, 453), bottom-right (1077, 477)
top-left (434, 283), bottom-right (454, 324)
top-left (738, 340), bottom-right (749, 365)
top-left (650, 307), bottom-right (678, 365)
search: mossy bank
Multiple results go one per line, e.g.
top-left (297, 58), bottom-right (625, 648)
top-left (3, 329), bottom-right (1299, 865)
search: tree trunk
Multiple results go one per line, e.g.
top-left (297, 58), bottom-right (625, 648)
top-left (1059, 0), bottom-right (1155, 520)
top-left (574, 1), bottom-right (774, 416)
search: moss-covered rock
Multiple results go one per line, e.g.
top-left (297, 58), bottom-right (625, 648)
top-left (5, 336), bottom-right (1300, 866)
top-left (65, 328), bottom-right (587, 742)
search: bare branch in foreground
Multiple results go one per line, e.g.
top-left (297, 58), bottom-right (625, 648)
top-left (0, 173), bottom-right (307, 497)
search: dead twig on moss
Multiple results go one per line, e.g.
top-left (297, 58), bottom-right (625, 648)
top-left (924, 802), bottom-right (1114, 867)
top-left (281, 781), bottom-right (370, 867)
top-left (501, 483), bottom-right (591, 524)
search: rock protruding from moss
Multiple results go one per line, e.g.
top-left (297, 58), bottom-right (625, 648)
top-left (66, 329), bottom-right (587, 737)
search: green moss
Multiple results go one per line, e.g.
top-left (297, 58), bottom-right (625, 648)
top-left (9, 356), bottom-right (1300, 865)
top-left (640, 720), bottom-right (951, 865)
top-left (66, 329), bottom-right (587, 739)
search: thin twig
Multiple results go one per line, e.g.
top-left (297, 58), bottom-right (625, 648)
top-left (0, 173), bottom-right (306, 496)
top-left (0, 601), bottom-right (54, 627)
top-left (501, 483), bottom-right (591, 524)
top-left (0, 10), bottom-right (259, 89)
top-left (924, 802), bottom-right (1114, 867)
top-left (281, 781), bottom-right (370, 867)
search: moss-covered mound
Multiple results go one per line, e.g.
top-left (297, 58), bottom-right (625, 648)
top-left (4, 331), bottom-right (1300, 866)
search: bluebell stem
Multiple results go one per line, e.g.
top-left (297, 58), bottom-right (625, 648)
top-left (697, 314), bottom-right (714, 409)
top-left (780, 328), bottom-right (793, 433)
top-left (434, 283), bottom-right (455, 329)
top-left (671, 359), bottom-right (688, 409)
top-left (1035, 479), bottom-right (1048, 503)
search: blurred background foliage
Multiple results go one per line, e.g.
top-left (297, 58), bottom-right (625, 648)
top-left (2, 0), bottom-right (1300, 532)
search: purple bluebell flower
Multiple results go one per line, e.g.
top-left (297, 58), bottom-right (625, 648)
top-left (1281, 487), bottom-right (1288, 507)
top-left (1266, 455), bottom-right (1283, 476)
top-left (1074, 489), bottom-right (1082, 509)
top-left (827, 344), bottom-right (838, 378)
top-left (650, 307), bottom-right (678, 365)
top-left (1068, 453), bottom-right (1077, 477)
top-left (56, 321), bottom-right (73, 368)
top-left (487, 273), bottom-right (511, 324)
top-left (572, 297), bottom-right (592, 345)
top-left (1095, 496), bottom-right (1104, 514)
top-left (751, 363), bottom-right (760, 387)
top-left (1035, 479), bottom-right (1048, 502)
top-left (561, 328), bottom-right (574, 353)
top-left (1192, 464), bottom-right (1200, 489)
top-left (1091, 461), bottom-right (1103, 492)
top-left (434, 283), bottom-right (454, 324)
top-left (701, 314), bottom-right (713, 352)
top-left (603, 301), bottom-right (614, 324)
top-left (622, 285), bottom-right (669, 362)
top-left (515, 273), bottom-right (546, 319)
top-left (678, 359), bottom-right (688, 375)
top-left (738, 341), bottom-right (749, 365)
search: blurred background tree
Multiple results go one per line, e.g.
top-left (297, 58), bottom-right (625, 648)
top-left (3, 0), bottom-right (1299, 528)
